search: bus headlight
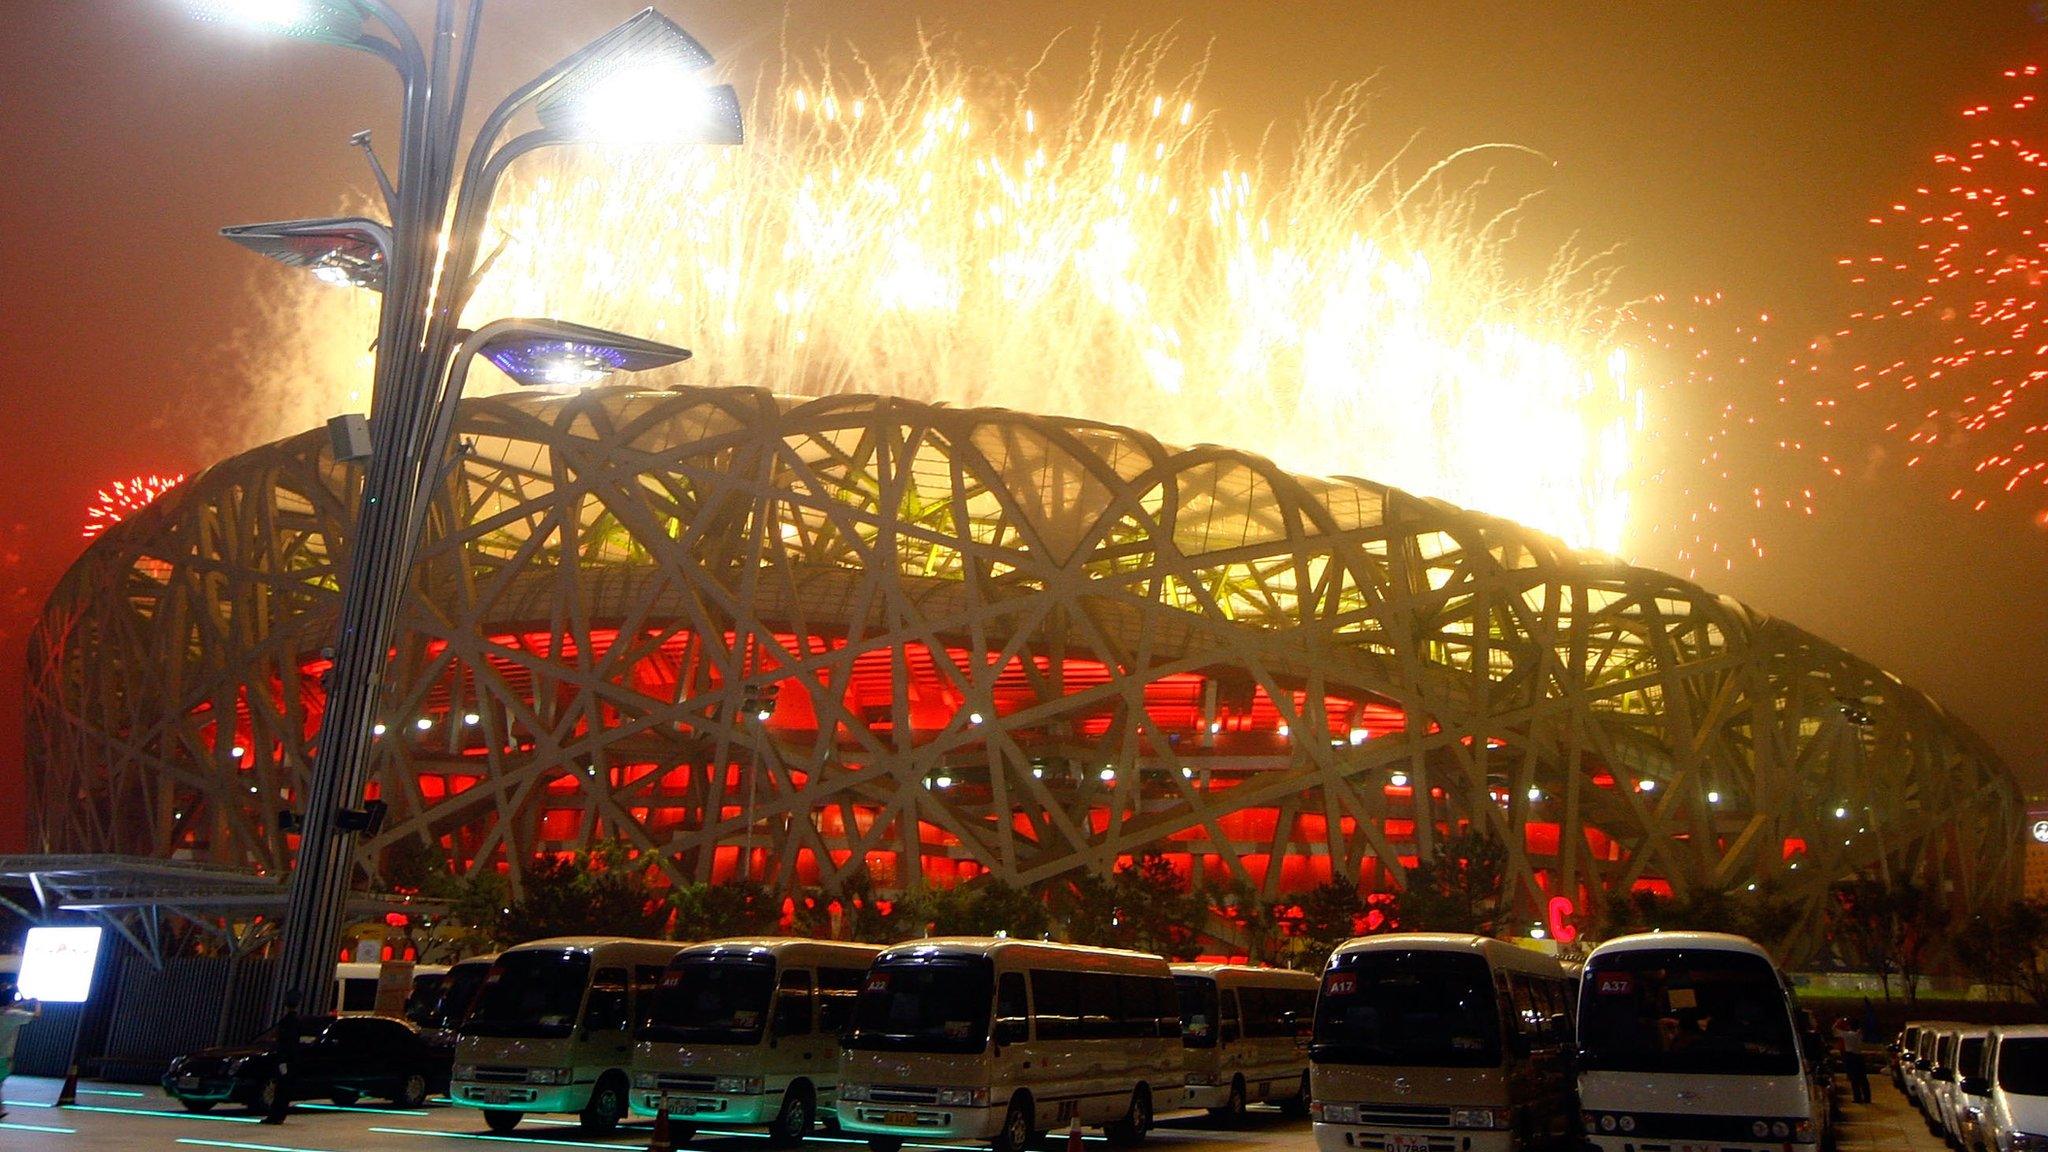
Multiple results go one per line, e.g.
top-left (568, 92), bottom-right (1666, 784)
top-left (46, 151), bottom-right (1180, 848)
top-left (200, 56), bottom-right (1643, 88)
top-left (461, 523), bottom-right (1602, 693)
top-left (1598, 1114), bottom-right (1617, 1132)
top-left (1318, 1103), bottom-right (1359, 1124)
top-left (1452, 1108), bottom-right (1510, 1129)
top-left (838, 1084), bottom-right (870, 1102)
top-left (714, 1077), bottom-right (764, 1095)
top-left (632, 1073), bottom-right (659, 1090)
top-left (1617, 1115), bottom-right (1636, 1133)
top-left (936, 1088), bottom-right (990, 1108)
top-left (1753, 1121), bottom-right (1771, 1139)
top-left (526, 1068), bottom-right (573, 1085)
top-left (453, 1064), bottom-right (477, 1081)
top-left (1770, 1121), bottom-right (1790, 1139)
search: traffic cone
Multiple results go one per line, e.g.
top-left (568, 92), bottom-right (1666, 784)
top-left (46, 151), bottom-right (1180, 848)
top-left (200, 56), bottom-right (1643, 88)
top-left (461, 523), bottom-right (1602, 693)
top-left (648, 1107), bottom-right (674, 1152)
top-left (56, 1064), bottom-right (79, 1107)
top-left (1066, 1119), bottom-right (1082, 1152)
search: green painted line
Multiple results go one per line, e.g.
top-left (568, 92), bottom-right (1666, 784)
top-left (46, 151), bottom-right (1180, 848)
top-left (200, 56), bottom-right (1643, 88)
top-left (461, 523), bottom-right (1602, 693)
top-left (176, 1139), bottom-right (341, 1152)
top-left (0, 1120), bottom-right (78, 1134)
top-left (57, 1102), bottom-right (262, 1123)
top-left (0, 1099), bottom-right (54, 1108)
top-left (78, 1088), bottom-right (149, 1098)
top-left (294, 1101), bottom-right (432, 1117)
top-left (367, 1126), bottom-right (645, 1150)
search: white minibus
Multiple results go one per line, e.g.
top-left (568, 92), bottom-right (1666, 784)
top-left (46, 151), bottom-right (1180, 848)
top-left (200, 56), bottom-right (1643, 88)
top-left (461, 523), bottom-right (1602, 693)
top-left (1310, 933), bottom-right (1576, 1152)
top-left (452, 937), bottom-right (684, 1134)
top-left (1578, 932), bottom-right (1821, 1152)
top-left (1172, 963), bottom-right (1315, 1121)
top-left (630, 938), bottom-right (883, 1144)
top-left (837, 938), bottom-right (1183, 1152)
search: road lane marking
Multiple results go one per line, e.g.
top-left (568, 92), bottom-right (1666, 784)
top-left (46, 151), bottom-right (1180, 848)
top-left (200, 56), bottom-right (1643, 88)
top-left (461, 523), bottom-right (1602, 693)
top-left (50, 1102), bottom-right (262, 1123)
top-left (177, 1139), bottom-right (343, 1152)
top-left (367, 1126), bottom-right (646, 1149)
top-left (0, 1120), bottom-right (78, 1133)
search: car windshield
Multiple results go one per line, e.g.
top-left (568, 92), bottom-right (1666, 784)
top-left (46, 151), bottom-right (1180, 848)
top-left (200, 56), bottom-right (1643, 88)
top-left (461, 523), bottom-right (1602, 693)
top-left (847, 955), bottom-right (992, 1054)
top-left (640, 957), bottom-right (777, 1044)
top-left (2000, 1038), bottom-right (2048, 1095)
top-left (1577, 947), bottom-right (1798, 1076)
top-left (1311, 950), bottom-right (1502, 1068)
top-left (462, 950), bottom-right (592, 1039)
top-left (1177, 975), bottom-right (1219, 1049)
top-left (423, 963), bottom-right (493, 1031)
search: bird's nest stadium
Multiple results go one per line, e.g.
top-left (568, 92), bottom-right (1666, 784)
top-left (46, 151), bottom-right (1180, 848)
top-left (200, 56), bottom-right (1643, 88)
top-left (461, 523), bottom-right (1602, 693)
top-left (26, 386), bottom-right (2020, 960)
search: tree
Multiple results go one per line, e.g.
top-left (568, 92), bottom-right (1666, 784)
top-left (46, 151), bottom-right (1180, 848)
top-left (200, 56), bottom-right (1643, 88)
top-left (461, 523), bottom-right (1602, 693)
top-left (1954, 900), bottom-right (2048, 1007)
top-left (1205, 877), bottom-right (1281, 965)
top-left (1043, 869), bottom-right (1119, 945)
top-left (1825, 875), bottom-right (1949, 1004)
top-left (670, 880), bottom-right (781, 941)
top-left (1284, 879), bottom-right (1370, 970)
top-left (792, 868), bottom-right (910, 943)
top-left (1109, 853), bottom-right (1208, 959)
top-left (499, 844), bottom-right (670, 942)
top-left (1399, 830), bottom-right (1508, 935)
top-left (899, 879), bottom-right (1051, 939)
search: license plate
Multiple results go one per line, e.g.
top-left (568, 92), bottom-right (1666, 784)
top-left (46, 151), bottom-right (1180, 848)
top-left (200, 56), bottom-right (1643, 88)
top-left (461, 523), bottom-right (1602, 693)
top-left (885, 1110), bottom-right (916, 1127)
top-left (1677, 1144), bottom-right (1713, 1152)
top-left (483, 1087), bottom-right (514, 1105)
top-left (176, 1075), bottom-right (200, 1089)
top-left (1387, 1136), bottom-right (1430, 1152)
top-left (663, 1096), bottom-right (702, 1114)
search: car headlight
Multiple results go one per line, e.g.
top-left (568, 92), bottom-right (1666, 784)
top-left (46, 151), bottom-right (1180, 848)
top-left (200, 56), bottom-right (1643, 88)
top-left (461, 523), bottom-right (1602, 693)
top-left (838, 1084), bottom-right (870, 1102)
top-left (632, 1072), bottom-right (659, 1090)
top-left (526, 1067), bottom-right (573, 1086)
top-left (935, 1088), bottom-right (989, 1108)
top-left (714, 1076), bottom-right (764, 1094)
top-left (453, 1064), bottom-right (477, 1081)
top-left (1451, 1107), bottom-right (1510, 1129)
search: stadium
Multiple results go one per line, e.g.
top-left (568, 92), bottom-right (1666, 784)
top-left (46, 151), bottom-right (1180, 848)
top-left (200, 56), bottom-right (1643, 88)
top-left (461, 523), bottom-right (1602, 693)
top-left (25, 385), bottom-right (2022, 961)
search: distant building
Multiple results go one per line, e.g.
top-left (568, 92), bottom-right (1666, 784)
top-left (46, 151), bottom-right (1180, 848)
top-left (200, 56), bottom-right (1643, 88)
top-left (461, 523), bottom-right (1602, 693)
top-left (25, 387), bottom-right (2024, 962)
top-left (2023, 796), bottom-right (2048, 901)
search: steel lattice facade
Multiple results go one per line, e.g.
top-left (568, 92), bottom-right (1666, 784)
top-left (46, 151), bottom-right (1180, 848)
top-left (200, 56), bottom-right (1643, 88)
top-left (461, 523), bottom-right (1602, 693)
top-left (26, 387), bottom-right (2021, 960)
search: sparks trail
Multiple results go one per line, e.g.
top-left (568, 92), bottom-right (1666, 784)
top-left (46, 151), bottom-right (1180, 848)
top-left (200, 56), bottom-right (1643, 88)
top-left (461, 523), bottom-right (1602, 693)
top-left (258, 36), bottom-right (1642, 552)
top-left (1816, 62), bottom-right (2048, 509)
top-left (83, 474), bottom-right (184, 540)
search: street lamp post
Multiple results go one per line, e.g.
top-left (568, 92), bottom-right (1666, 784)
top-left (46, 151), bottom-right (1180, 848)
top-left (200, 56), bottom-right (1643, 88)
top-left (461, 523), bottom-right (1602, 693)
top-left (191, 0), bottom-right (741, 1015)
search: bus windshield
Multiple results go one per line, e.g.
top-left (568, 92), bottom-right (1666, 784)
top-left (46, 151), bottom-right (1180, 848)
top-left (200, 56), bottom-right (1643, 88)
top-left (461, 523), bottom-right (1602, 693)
top-left (1999, 1038), bottom-right (2048, 1095)
top-left (640, 957), bottom-right (777, 1044)
top-left (1176, 976), bottom-right (1219, 1049)
top-left (847, 955), bottom-right (992, 1055)
top-left (1311, 950), bottom-right (1502, 1068)
top-left (463, 950), bottom-right (592, 1039)
top-left (1578, 948), bottom-right (1798, 1076)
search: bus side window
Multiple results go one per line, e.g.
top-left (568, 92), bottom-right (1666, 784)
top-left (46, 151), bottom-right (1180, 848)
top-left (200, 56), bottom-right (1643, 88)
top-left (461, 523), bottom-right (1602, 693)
top-left (587, 967), bottom-right (630, 1033)
top-left (1219, 990), bottom-right (1242, 1045)
top-left (818, 967), bottom-right (865, 1036)
top-left (996, 972), bottom-right (1029, 1045)
top-left (774, 970), bottom-right (814, 1036)
top-left (1156, 977), bottom-right (1182, 1039)
top-left (1032, 970), bottom-right (1079, 1041)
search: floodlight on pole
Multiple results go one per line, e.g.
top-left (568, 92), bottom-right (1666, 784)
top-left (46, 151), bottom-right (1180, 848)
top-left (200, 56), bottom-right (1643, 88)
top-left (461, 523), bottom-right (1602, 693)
top-left (197, 1), bottom-right (741, 1022)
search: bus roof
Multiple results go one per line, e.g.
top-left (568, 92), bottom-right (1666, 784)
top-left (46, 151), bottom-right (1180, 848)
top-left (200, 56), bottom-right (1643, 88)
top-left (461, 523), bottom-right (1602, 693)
top-left (674, 938), bottom-right (884, 963)
top-left (498, 936), bottom-right (682, 956)
top-left (875, 937), bottom-right (1170, 970)
top-left (1169, 963), bottom-right (1319, 988)
top-left (1585, 931), bottom-right (1775, 961)
top-left (1328, 933), bottom-right (1569, 976)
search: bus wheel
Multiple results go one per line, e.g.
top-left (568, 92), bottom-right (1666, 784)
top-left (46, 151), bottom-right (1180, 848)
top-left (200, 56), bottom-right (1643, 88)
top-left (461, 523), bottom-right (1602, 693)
top-left (1205, 1077), bottom-right (1246, 1126)
top-left (485, 1111), bottom-right (523, 1134)
top-left (1278, 1073), bottom-right (1310, 1119)
top-left (867, 1138), bottom-right (904, 1152)
top-left (582, 1076), bottom-right (628, 1135)
top-left (991, 1097), bottom-right (1034, 1152)
top-left (1104, 1087), bottom-right (1151, 1147)
top-left (768, 1085), bottom-right (815, 1147)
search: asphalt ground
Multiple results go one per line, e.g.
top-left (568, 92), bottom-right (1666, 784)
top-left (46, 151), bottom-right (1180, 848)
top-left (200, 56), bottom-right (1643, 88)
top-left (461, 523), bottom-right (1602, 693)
top-left (0, 1073), bottom-right (1957, 1152)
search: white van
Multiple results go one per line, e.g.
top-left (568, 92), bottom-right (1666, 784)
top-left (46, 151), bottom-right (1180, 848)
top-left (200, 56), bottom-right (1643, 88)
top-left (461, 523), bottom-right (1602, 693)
top-left (1310, 933), bottom-right (1576, 1152)
top-left (836, 938), bottom-right (1183, 1152)
top-left (1172, 963), bottom-right (1316, 1121)
top-left (451, 937), bottom-right (684, 1134)
top-left (1578, 932), bottom-right (1821, 1152)
top-left (1971, 1025), bottom-right (2048, 1152)
top-left (630, 938), bottom-right (883, 1144)
top-left (1934, 1028), bottom-right (1991, 1141)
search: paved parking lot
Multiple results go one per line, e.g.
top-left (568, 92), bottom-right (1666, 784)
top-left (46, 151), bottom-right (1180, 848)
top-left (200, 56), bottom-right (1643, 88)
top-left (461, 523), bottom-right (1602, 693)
top-left (0, 1074), bottom-right (1959, 1152)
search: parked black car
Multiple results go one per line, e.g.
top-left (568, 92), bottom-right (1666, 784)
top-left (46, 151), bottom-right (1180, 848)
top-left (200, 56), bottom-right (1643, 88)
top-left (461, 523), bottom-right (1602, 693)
top-left (162, 1013), bottom-right (453, 1113)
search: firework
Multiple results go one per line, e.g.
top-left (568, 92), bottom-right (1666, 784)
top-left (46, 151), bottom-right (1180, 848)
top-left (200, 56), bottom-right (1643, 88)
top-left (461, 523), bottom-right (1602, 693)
top-left (83, 474), bottom-right (184, 540)
top-left (1817, 63), bottom-right (2048, 509)
top-left (247, 38), bottom-right (1641, 551)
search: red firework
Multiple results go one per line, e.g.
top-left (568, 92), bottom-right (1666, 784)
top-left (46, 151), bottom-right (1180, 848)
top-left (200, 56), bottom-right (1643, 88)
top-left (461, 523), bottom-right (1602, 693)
top-left (83, 474), bottom-right (184, 540)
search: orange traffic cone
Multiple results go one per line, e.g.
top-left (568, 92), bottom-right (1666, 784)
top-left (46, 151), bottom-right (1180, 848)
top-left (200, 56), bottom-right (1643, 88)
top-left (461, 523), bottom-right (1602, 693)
top-left (1066, 1119), bottom-right (1082, 1152)
top-left (56, 1064), bottom-right (79, 1107)
top-left (648, 1107), bottom-right (674, 1152)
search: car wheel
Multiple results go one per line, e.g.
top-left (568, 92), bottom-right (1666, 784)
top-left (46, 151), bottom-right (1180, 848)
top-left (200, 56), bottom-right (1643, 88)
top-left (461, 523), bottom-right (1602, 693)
top-left (991, 1096), bottom-right (1033, 1152)
top-left (253, 1077), bottom-right (284, 1115)
top-left (180, 1098), bottom-right (217, 1113)
top-left (582, 1076), bottom-right (628, 1135)
top-left (331, 1089), bottom-right (361, 1107)
top-left (1104, 1087), bottom-right (1151, 1147)
top-left (768, 1084), bottom-right (815, 1148)
top-left (393, 1073), bottom-right (429, 1109)
top-left (484, 1110), bottom-right (523, 1134)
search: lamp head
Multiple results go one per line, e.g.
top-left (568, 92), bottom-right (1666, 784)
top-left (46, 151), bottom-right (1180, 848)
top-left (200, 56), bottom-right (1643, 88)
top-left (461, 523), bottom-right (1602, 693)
top-left (534, 9), bottom-right (744, 145)
top-left (471, 318), bottom-right (690, 389)
top-left (184, 0), bottom-right (369, 45)
top-left (220, 217), bottom-right (390, 291)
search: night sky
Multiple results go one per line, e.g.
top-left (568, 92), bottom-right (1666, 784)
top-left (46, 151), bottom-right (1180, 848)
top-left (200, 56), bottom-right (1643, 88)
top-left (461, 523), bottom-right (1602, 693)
top-left (2, 2), bottom-right (2045, 854)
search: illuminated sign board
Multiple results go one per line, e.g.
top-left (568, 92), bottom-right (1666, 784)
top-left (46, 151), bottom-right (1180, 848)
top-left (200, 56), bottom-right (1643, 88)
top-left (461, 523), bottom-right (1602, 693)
top-left (18, 925), bottom-right (104, 1003)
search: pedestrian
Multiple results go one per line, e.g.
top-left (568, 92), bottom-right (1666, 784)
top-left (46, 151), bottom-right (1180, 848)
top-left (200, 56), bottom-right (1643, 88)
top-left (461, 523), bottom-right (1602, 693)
top-left (0, 990), bottom-right (42, 1120)
top-left (1833, 1015), bottom-right (1872, 1104)
top-left (260, 989), bottom-right (303, 1125)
